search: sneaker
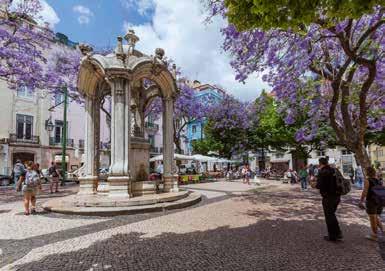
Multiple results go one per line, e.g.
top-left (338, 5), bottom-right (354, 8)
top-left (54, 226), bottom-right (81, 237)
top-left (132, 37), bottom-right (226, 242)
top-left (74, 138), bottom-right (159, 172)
top-left (31, 209), bottom-right (36, 215)
top-left (324, 236), bottom-right (338, 242)
top-left (366, 235), bottom-right (378, 241)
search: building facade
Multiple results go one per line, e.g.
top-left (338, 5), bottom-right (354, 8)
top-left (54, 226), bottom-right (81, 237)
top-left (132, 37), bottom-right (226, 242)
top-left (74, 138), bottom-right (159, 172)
top-left (185, 81), bottom-right (225, 154)
top-left (368, 144), bottom-right (385, 168)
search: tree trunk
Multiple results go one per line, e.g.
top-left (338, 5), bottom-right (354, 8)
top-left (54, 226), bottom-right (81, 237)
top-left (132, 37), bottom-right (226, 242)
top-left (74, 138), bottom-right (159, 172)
top-left (353, 144), bottom-right (371, 176)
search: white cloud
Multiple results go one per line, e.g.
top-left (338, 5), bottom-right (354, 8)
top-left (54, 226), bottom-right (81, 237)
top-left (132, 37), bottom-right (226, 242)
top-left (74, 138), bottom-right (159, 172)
top-left (9, 0), bottom-right (60, 28)
top-left (122, 0), bottom-right (268, 101)
top-left (73, 5), bottom-right (94, 25)
top-left (120, 0), bottom-right (154, 16)
top-left (38, 0), bottom-right (60, 28)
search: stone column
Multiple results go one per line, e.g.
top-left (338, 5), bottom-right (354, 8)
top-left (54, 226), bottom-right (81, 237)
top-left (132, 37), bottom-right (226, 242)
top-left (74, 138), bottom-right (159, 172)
top-left (108, 78), bottom-right (131, 197)
top-left (162, 97), bottom-right (178, 192)
top-left (78, 96), bottom-right (100, 195)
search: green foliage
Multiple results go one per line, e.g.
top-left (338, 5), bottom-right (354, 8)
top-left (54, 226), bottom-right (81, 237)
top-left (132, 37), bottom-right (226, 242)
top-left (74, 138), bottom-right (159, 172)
top-left (249, 90), bottom-right (337, 159)
top-left (366, 128), bottom-right (385, 146)
top-left (224, 0), bottom-right (382, 31)
top-left (191, 136), bottom-right (223, 156)
top-left (202, 119), bottom-right (248, 159)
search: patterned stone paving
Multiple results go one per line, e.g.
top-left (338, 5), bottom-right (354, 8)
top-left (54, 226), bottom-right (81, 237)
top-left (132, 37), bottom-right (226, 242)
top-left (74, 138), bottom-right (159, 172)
top-left (0, 180), bottom-right (384, 271)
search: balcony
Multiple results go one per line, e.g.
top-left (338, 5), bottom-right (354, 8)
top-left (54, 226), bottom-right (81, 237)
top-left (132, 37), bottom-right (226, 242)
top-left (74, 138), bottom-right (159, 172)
top-left (144, 122), bottom-right (159, 134)
top-left (49, 137), bottom-right (74, 148)
top-left (150, 146), bottom-right (163, 154)
top-left (9, 134), bottom-right (39, 144)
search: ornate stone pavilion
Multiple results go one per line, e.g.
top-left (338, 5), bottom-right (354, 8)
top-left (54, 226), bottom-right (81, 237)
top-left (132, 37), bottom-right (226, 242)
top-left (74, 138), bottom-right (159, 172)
top-left (44, 31), bottom-right (201, 215)
top-left (77, 30), bottom-right (179, 198)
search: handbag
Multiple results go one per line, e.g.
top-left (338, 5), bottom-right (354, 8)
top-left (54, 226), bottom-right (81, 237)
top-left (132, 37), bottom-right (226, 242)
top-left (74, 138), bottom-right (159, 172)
top-left (309, 176), bottom-right (317, 189)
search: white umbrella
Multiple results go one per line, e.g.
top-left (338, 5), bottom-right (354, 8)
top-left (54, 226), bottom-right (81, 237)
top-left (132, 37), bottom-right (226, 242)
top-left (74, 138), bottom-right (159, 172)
top-left (149, 154), bottom-right (196, 162)
top-left (191, 154), bottom-right (217, 162)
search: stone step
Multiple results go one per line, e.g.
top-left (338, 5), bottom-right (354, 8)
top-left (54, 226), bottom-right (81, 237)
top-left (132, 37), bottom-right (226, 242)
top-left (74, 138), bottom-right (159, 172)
top-left (42, 191), bottom-right (201, 216)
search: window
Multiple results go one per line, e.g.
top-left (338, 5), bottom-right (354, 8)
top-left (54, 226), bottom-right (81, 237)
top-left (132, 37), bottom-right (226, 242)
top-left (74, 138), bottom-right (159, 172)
top-left (275, 152), bottom-right (284, 158)
top-left (54, 93), bottom-right (64, 106)
top-left (54, 120), bottom-right (67, 144)
top-left (316, 150), bottom-right (325, 157)
top-left (341, 149), bottom-right (352, 155)
top-left (16, 114), bottom-right (33, 139)
top-left (376, 149), bottom-right (384, 157)
top-left (148, 135), bottom-right (155, 147)
top-left (192, 125), bottom-right (197, 134)
top-left (17, 85), bottom-right (33, 98)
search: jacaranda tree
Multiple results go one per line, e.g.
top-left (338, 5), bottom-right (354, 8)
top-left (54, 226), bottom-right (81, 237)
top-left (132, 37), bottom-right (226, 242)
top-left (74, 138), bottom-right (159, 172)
top-left (0, 0), bottom-right (82, 96)
top-left (203, 94), bottom-right (250, 159)
top-left (208, 1), bottom-right (385, 171)
top-left (0, 0), bottom-right (53, 90)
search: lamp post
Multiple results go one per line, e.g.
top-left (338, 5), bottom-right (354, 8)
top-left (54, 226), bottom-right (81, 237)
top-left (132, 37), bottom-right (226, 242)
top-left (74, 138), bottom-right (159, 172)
top-left (45, 117), bottom-right (54, 132)
top-left (61, 86), bottom-right (68, 186)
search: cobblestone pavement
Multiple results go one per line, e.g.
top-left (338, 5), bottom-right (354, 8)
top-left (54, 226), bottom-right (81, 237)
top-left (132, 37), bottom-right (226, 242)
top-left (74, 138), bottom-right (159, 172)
top-left (1, 179), bottom-right (384, 271)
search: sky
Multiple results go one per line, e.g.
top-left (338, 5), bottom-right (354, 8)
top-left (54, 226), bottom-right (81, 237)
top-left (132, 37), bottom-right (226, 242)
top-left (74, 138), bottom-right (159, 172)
top-left (40, 0), bottom-right (268, 101)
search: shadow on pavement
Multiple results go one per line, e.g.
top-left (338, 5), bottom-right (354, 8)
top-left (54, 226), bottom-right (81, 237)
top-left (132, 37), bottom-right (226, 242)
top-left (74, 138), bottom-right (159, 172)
top-left (9, 219), bottom-right (384, 271)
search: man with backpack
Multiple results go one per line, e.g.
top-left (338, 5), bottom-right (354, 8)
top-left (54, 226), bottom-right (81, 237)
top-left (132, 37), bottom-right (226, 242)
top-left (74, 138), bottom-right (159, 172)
top-left (12, 159), bottom-right (26, 189)
top-left (316, 157), bottom-right (344, 242)
top-left (48, 162), bottom-right (60, 193)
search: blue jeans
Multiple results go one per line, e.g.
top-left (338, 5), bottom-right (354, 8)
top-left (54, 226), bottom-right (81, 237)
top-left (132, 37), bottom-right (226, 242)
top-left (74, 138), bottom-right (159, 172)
top-left (356, 177), bottom-right (363, 189)
top-left (301, 177), bottom-right (307, 190)
top-left (13, 175), bottom-right (20, 188)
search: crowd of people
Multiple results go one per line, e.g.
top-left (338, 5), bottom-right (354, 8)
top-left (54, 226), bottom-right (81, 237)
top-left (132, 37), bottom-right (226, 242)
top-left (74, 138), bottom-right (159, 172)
top-left (12, 160), bottom-right (61, 215)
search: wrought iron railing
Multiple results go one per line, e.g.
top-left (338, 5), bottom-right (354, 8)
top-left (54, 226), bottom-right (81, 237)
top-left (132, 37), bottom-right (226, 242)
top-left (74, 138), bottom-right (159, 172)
top-left (49, 137), bottom-right (74, 147)
top-left (145, 122), bottom-right (159, 131)
top-left (150, 146), bottom-right (163, 154)
top-left (9, 133), bottom-right (39, 144)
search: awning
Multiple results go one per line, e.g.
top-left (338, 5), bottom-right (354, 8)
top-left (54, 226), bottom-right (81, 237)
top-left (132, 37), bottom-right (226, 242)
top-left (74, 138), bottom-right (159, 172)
top-left (270, 159), bottom-right (290, 163)
top-left (54, 155), bottom-right (69, 163)
top-left (149, 154), bottom-right (196, 162)
top-left (191, 154), bottom-right (217, 162)
top-left (308, 158), bottom-right (336, 165)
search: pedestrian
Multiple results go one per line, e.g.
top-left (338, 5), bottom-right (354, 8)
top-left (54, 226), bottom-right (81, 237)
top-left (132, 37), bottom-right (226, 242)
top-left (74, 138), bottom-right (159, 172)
top-left (12, 159), bottom-right (26, 189)
top-left (242, 165), bottom-right (247, 183)
top-left (292, 170), bottom-right (299, 184)
top-left (376, 166), bottom-right (383, 181)
top-left (245, 165), bottom-right (251, 185)
top-left (299, 165), bottom-right (308, 191)
top-left (359, 166), bottom-right (384, 241)
top-left (348, 166), bottom-right (355, 184)
top-left (316, 157), bottom-right (343, 242)
top-left (287, 169), bottom-right (296, 184)
top-left (48, 162), bottom-right (60, 193)
top-left (21, 161), bottom-right (40, 215)
top-left (355, 165), bottom-right (364, 189)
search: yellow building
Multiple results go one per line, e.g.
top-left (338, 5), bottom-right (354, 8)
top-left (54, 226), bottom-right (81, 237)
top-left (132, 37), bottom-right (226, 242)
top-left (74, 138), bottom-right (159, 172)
top-left (369, 145), bottom-right (385, 168)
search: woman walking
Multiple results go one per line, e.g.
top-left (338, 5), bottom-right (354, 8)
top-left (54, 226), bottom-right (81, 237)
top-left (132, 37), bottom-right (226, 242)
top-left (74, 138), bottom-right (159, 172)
top-left (21, 161), bottom-right (40, 215)
top-left (359, 166), bottom-right (384, 241)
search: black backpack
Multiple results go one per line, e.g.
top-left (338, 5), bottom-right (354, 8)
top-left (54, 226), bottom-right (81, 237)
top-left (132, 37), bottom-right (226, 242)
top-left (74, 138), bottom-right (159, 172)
top-left (371, 178), bottom-right (385, 206)
top-left (49, 166), bottom-right (59, 177)
top-left (334, 169), bottom-right (351, 195)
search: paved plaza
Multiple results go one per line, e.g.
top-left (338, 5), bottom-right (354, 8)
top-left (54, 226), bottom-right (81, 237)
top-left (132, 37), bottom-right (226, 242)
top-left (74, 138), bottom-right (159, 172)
top-left (0, 180), bottom-right (384, 271)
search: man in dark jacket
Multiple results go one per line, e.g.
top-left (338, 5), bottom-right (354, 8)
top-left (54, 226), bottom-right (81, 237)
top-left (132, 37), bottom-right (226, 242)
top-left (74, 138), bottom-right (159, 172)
top-left (316, 157), bottom-right (343, 241)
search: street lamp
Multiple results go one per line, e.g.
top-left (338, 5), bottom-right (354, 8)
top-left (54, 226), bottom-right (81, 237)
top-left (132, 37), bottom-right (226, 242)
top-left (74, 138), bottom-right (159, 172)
top-left (45, 117), bottom-right (54, 132)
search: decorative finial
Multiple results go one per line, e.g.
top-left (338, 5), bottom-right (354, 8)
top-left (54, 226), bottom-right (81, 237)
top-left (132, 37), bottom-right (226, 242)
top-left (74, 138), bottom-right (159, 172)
top-left (155, 48), bottom-right (165, 59)
top-left (78, 43), bottom-right (93, 56)
top-left (115, 36), bottom-right (125, 61)
top-left (124, 29), bottom-right (139, 56)
top-left (172, 63), bottom-right (177, 79)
